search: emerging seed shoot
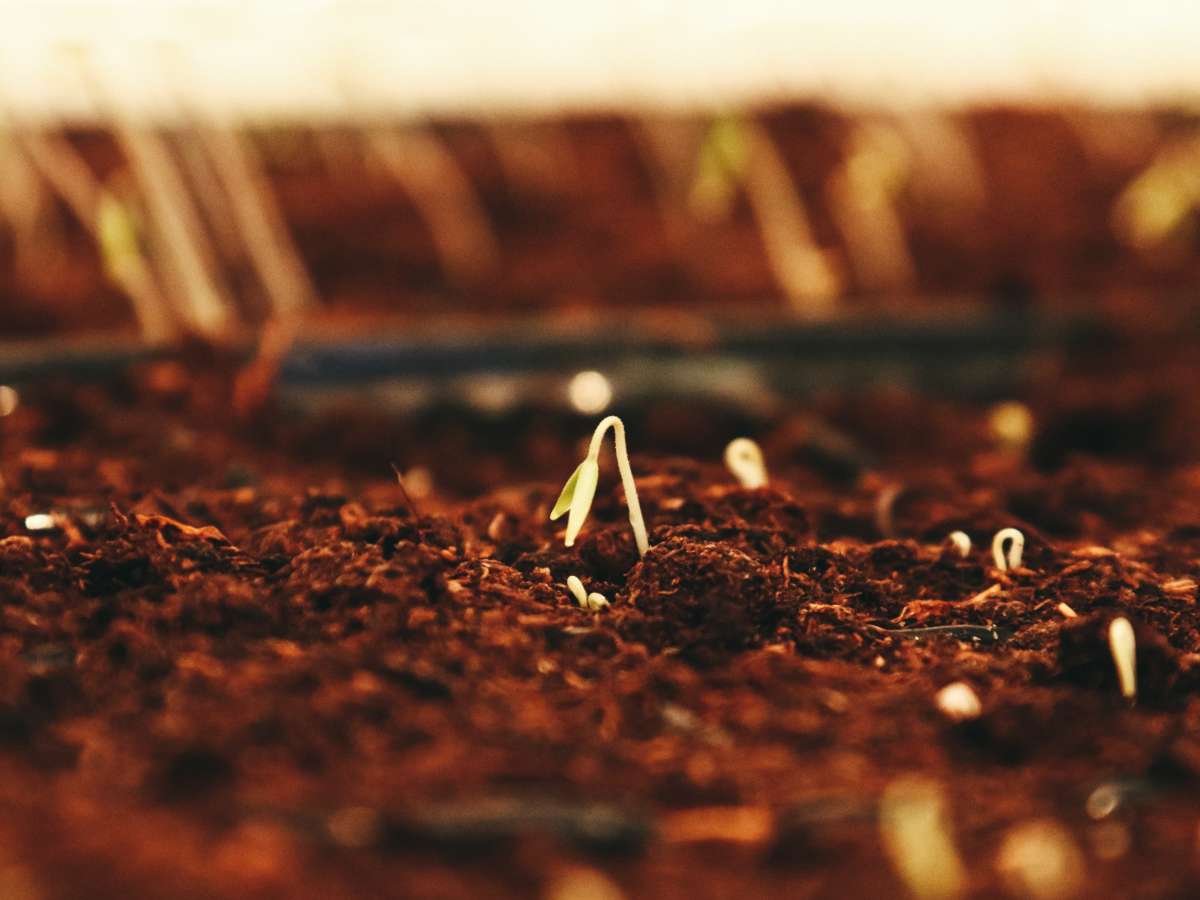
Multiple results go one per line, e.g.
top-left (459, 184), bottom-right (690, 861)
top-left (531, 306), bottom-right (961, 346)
top-left (935, 682), bottom-right (981, 722)
top-left (879, 776), bottom-right (966, 900)
top-left (991, 527), bottom-right (1025, 572)
top-left (947, 530), bottom-right (971, 558)
top-left (566, 575), bottom-right (588, 607)
top-left (724, 437), bottom-right (768, 489)
top-left (1108, 617), bottom-right (1137, 701)
top-left (550, 416), bottom-right (649, 557)
top-left (565, 575), bottom-right (609, 611)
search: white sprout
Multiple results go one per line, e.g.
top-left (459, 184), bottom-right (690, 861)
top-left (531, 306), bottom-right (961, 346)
top-left (991, 527), bottom-right (1025, 572)
top-left (724, 437), bottom-right (768, 489)
top-left (935, 682), bottom-right (982, 722)
top-left (1108, 617), bottom-right (1137, 701)
top-left (550, 416), bottom-right (649, 557)
top-left (565, 575), bottom-right (609, 611)
top-left (879, 776), bottom-right (967, 900)
top-left (1056, 602), bottom-right (1078, 619)
top-left (566, 575), bottom-right (588, 607)
top-left (947, 531), bottom-right (971, 558)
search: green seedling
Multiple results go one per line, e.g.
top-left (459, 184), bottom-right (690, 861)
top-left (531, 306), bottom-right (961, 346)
top-left (991, 527), bottom-right (1025, 572)
top-left (724, 437), bottom-right (768, 489)
top-left (551, 415), bottom-right (648, 557)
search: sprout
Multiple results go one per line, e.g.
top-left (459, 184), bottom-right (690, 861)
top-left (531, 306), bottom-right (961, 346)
top-left (996, 819), bottom-right (1085, 900)
top-left (550, 416), bottom-right (649, 558)
top-left (724, 437), bottom-right (768, 489)
top-left (946, 530), bottom-right (971, 558)
top-left (566, 575), bottom-right (609, 611)
top-left (879, 776), bottom-right (967, 900)
top-left (991, 527), bottom-right (1025, 572)
top-left (935, 682), bottom-right (982, 722)
top-left (1056, 602), bottom-right (1078, 619)
top-left (1108, 617), bottom-right (1137, 701)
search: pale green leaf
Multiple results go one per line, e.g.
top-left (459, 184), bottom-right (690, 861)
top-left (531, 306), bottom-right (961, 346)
top-left (550, 461), bottom-right (585, 520)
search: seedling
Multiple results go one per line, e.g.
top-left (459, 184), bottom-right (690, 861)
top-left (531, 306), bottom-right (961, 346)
top-left (566, 575), bottom-right (609, 611)
top-left (991, 527), bottom-right (1025, 572)
top-left (946, 531), bottom-right (971, 558)
top-left (724, 438), bottom-right (768, 489)
top-left (550, 416), bottom-right (649, 558)
top-left (1108, 617), bottom-right (1137, 701)
top-left (934, 682), bottom-right (981, 722)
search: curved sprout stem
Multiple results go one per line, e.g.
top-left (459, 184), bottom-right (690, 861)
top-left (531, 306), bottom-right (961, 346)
top-left (991, 527), bottom-right (1025, 572)
top-left (587, 416), bottom-right (649, 558)
top-left (725, 437), bottom-right (768, 489)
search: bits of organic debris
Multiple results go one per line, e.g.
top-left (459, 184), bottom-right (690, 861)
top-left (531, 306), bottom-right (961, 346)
top-left (659, 806), bottom-right (773, 845)
top-left (995, 819), bottom-right (1085, 900)
top-left (622, 535), bottom-right (792, 662)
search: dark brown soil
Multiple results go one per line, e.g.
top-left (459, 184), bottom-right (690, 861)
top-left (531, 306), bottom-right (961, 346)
top-left (2, 353), bottom-right (1200, 898)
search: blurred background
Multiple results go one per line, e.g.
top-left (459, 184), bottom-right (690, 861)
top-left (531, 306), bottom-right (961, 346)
top-left (0, 1), bottom-right (1198, 411)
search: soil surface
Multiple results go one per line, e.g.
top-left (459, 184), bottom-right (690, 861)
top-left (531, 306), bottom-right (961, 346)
top-left (3, 347), bottom-right (1200, 899)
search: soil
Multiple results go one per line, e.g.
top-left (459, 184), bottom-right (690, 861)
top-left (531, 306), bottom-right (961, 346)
top-left (2, 345), bottom-right (1200, 899)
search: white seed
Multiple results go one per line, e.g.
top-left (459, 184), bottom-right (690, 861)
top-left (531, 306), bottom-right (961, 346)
top-left (724, 437), bottom-right (768, 489)
top-left (23, 513), bottom-right (57, 532)
top-left (1108, 617), bottom-right (1137, 700)
top-left (947, 531), bottom-right (971, 558)
top-left (935, 682), bottom-right (982, 722)
top-left (566, 575), bottom-right (588, 607)
top-left (1056, 602), bottom-right (1078, 619)
top-left (996, 819), bottom-right (1084, 900)
top-left (585, 592), bottom-right (610, 611)
top-left (992, 527), bottom-right (1025, 572)
top-left (879, 776), bottom-right (966, 900)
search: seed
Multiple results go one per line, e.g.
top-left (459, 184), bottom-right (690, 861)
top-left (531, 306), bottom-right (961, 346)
top-left (935, 682), bottom-right (982, 722)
